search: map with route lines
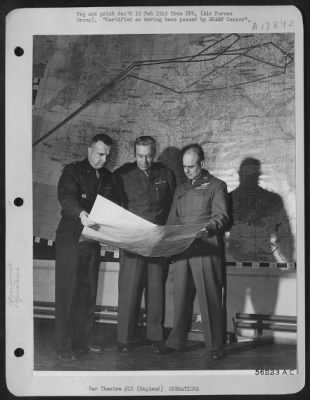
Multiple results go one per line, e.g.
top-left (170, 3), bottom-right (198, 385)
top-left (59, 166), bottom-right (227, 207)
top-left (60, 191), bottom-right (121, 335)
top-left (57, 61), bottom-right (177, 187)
top-left (32, 33), bottom-right (295, 262)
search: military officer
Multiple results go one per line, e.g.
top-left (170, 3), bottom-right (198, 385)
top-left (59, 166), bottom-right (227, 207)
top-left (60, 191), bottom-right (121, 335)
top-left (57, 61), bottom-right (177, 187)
top-left (161, 143), bottom-right (230, 360)
top-left (55, 133), bottom-right (118, 361)
top-left (114, 136), bottom-right (176, 353)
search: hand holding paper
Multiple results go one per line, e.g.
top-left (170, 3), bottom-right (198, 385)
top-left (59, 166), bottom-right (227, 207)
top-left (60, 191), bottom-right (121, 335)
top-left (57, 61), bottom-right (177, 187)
top-left (81, 195), bottom-right (207, 257)
top-left (79, 211), bottom-right (97, 227)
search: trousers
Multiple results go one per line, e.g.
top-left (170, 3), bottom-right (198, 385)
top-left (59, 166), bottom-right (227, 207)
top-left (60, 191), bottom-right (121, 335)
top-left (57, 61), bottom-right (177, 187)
top-left (55, 237), bottom-right (100, 353)
top-left (166, 254), bottom-right (224, 352)
top-left (117, 250), bottom-right (168, 344)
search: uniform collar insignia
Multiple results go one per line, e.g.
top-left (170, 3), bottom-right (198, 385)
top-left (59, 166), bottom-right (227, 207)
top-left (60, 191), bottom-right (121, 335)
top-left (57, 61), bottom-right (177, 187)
top-left (189, 171), bottom-right (210, 186)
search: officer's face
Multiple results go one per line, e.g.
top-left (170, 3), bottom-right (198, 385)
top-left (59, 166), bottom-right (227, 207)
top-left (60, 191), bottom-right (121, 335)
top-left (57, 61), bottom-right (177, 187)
top-left (88, 141), bottom-right (111, 169)
top-left (135, 144), bottom-right (155, 172)
top-left (183, 151), bottom-right (202, 180)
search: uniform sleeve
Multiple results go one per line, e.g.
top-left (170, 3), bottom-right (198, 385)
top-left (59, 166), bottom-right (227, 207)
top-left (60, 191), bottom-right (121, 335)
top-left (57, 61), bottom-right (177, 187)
top-left (205, 181), bottom-right (230, 235)
top-left (167, 168), bottom-right (176, 196)
top-left (167, 189), bottom-right (180, 225)
top-left (163, 168), bottom-right (177, 222)
top-left (112, 170), bottom-right (128, 209)
top-left (57, 165), bottom-right (83, 219)
top-left (111, 172), bottom-right (124, 206)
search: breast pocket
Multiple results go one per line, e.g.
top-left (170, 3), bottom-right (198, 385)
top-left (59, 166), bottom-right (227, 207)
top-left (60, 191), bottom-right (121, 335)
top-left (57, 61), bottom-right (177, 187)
top-left (182, 189), bottom-right (211, 215)
top-left (124, 181), bottom-right (146, 203)
top-left (79, 186), bottom-right (96, 212)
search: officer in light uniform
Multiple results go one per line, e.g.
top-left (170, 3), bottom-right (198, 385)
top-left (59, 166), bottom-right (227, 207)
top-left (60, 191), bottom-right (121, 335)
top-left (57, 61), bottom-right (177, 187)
top-left (55, 133), bottom-right (118, 361)
top-left (115, 136), bottom-right (176, 352)
top-left (162, 143), bottom-right (230, 360)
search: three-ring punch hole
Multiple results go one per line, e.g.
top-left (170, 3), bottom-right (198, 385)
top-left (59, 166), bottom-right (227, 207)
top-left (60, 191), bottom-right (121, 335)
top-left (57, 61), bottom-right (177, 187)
top-left (14, 197), bottom-right (24, 207)
top-left (14, 47), bottom-right (24, 57)
top-left (14, 348), bottom-right (24, 357)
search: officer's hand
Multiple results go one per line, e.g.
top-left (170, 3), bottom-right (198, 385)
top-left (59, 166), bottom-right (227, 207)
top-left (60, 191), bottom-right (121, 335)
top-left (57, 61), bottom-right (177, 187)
top-left (79, 211), bottom-right (97, 227)
top-left (196, 227), bottom-right (209, 238)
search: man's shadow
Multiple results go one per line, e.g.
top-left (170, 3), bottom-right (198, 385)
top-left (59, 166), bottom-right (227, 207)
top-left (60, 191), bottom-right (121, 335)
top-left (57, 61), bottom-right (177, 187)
top-left (228, 157), bottom-right (294, 262)
top-left (226, 157), bottom-right (294, 335)
top-left (158, 146), bottom-right (185, 185)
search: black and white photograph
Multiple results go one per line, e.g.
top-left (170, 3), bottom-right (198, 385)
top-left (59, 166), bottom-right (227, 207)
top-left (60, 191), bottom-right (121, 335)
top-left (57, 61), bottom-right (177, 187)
top-left (5, 5), bottom-right (305, 396)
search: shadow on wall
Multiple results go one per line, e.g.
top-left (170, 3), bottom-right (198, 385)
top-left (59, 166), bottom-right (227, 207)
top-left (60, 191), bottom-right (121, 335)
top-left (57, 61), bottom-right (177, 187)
top-left (226, 157), bottom-right (295, 319)
top-left (156, 153), bottom-right (295, 325)
top-left (157, 146), bottom-right (185, 185)
top-left (227, 157), bottom-right (294, 263)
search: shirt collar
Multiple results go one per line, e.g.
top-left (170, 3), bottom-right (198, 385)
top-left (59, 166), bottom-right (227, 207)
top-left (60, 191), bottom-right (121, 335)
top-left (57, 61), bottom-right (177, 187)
top-left (83, 158), bottom-right (106, 176)
top-left (185, 170), bottom-right (210, 189)
top-left (135, 163), bottom-right (158, 180)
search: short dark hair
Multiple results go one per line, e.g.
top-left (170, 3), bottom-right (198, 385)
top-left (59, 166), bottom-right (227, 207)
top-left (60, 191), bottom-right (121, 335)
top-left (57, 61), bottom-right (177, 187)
top-left (134, 136), bottom-right (156, 155)
top-left (181, 143), bottom-right (205, 162)
top-left (90, 133), bottom-right (113, 147)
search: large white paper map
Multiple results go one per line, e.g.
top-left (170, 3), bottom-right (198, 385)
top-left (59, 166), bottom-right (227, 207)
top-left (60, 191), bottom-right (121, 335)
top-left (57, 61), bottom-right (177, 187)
top-left (81, 195), bottom-right (206, 257)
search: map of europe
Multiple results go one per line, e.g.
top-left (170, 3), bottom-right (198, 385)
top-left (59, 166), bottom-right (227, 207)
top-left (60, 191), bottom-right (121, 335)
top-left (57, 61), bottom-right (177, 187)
top-left (32, 33), bottom-right (296, 262)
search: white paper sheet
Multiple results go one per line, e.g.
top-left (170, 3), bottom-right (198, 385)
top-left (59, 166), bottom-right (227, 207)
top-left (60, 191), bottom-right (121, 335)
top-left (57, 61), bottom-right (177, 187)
top-left (81, 195), bottom-right (207, 257)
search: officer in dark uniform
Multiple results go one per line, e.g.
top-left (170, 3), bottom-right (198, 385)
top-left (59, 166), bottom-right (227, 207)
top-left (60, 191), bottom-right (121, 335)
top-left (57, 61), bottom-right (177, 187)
top-left (162, 143), bottom-right (230, 361)
top-left (55, 133), bottom-right (118, 361)
top-left (114, 136), bottom-right (176, 352)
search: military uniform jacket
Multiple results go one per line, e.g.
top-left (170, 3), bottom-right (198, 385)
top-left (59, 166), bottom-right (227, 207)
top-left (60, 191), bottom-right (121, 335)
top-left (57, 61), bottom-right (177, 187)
top-left (168, 170), bottom-right (230, 255)
top-left (114, 162), bottom-right (176, 225)
top-left (56, 158), bottom-right (118, 238)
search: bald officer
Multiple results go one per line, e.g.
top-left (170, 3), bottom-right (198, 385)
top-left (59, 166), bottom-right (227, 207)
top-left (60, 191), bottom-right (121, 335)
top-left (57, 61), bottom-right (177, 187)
top-left (55, 133), bottom-right (118, 361)
top-left (162, 143), bottom-right (230, 360)
top-left (115, 136), bottom-right (176, 352)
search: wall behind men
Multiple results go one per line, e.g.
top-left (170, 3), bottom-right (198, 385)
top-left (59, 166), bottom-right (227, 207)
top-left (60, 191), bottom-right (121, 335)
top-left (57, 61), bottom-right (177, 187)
top-left (32, 33), bottom-right (296, 263)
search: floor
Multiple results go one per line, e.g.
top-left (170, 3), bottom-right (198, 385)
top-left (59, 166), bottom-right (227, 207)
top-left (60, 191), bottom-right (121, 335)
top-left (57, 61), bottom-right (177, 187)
top-left (34, 319), bottom-right (297, 371)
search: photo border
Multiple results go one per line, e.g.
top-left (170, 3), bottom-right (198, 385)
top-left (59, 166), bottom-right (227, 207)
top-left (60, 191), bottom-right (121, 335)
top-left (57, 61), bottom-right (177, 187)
top-left (3, 2), bottom-right (309, 398)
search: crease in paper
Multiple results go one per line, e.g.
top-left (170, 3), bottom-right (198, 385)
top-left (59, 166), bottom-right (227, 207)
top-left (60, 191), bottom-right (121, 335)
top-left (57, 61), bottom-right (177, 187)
top-left (81, 195), bottom-right (206, 257)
